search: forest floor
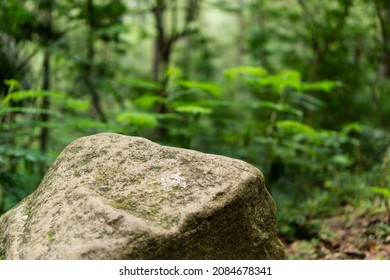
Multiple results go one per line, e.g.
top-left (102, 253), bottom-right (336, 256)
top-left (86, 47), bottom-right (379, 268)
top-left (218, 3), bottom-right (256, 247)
top-left (284, 206), bottom-right (390, 260)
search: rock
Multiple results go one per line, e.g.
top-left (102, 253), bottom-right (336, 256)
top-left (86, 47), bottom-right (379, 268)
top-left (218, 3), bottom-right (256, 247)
top-left (0, 133), bottom-right (285, 259)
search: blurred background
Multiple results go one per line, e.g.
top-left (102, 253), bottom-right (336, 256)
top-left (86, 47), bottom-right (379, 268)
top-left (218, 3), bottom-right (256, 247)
top-left (0, 0), bottom-right (389, 259)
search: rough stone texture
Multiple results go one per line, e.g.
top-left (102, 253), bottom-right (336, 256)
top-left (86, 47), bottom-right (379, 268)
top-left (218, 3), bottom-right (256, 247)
top-left (0, 133), bottom-right (285, 260)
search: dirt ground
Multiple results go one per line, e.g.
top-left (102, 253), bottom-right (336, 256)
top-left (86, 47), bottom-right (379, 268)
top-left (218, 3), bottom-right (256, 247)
top-left (284, 209), bottom-right (390, 260)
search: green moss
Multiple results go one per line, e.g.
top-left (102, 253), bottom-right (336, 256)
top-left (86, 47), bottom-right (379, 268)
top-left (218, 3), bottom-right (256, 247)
top-left (112, 199), bottom-right (137, 212)
top-left (94, 166), bottom-right (117, 185)
top-left (21, 200), bottom-right (36, 216)
top-left (130, 155), bottom-right (146, 162)
top-left (66, 144), bottom-right (83, 155)
top-left (111, 197), bottom-right (177, 229)
top-left (144, 203), bottom-right (161, 217)
top-left (172, 186), bottom-right (183, 192)
top-left (160, 150), bottom-right (177, 159)
top-left (46, 232), bottom-right (54, 241)
top-left (79, 151), bottom-right (98, 165)
top-left (159, 214), bottom-right (177, 228)
top-left (148, 182), bottom-right (159, 189)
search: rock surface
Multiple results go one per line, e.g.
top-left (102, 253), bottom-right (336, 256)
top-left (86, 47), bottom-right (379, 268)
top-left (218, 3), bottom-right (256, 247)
top-left (0, 133), bottom-right (285, 259)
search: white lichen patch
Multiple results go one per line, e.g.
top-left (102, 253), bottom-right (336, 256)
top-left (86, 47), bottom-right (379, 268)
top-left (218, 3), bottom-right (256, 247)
top-left (160, 172), bottom-right (187, 189)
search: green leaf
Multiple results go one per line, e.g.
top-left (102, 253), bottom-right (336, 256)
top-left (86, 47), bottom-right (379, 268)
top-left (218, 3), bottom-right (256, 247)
top-left (277, 69), bottom-right (302, 90)
top-left (372, 187), bottom-right (390, 199)
top-left (119, 78), bottom-right (162, 91)
top-left (155, 113), bottom-right (182, 120)
top-left (276, 120), bottom-right (317, 138)
top-left (331, 155), bottom-right (353, 167)
top-left (342, 122), bottom-right (362, 134)
top-left (0, 146), bottom-right (45, 162)
top-left (302, 81), bottom-right (341, 92)
top-left (63, 99), bottom-right (90, 111)
top-left (179, 80), bottom-right (222, 97)
top-left (133, 94), bottom-right (165, 109)
top-left (0, 107), bottom-right (62, 117)
top-left (174, 105), bottom-right (212, 115)
top-left (116, 112), bottom-right (158, 128)
top-left (2, 90), bottom-right (90, 113)
top-left (4, 79), bottom-right (22, 92)
top-left (94, 23), bottom-right (128, 38)
top-left (289, 91), bottom-right (325, 111)
top-left (224, 66), bottom-right (268, 79)
top-left (252, 101), bottom-right (303, 117)
top-left (257, 70), bottom-right (302, 93)
top-left (166, 66), bottom-right (182, 79)
top-left (2, 90), bottom-right (63, 105)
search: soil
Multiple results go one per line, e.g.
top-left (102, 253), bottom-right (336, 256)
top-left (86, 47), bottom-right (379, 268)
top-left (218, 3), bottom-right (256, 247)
top-left (284, 208), bottom-right (390, 260)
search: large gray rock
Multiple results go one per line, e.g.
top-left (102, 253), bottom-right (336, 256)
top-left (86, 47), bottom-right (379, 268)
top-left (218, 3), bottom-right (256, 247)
top-left (0, 133), bottom-right (285, 259)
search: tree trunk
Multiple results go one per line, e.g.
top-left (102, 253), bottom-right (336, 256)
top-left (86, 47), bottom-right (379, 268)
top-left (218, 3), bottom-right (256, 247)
top-left (151, 1), bottom-right (171, 83)
top-left (40, 52), bottom-right (50, 154)
top-left (152, 1), bottom-right (171, 140)
top-left (151, 0), bottom-right (201, 140)
top-left (251, 0), bottom-right (268, 67)
top-left (86, 0), bottom-right (107, 122)
top-left (298, 0), bottom-right (352, 82)
top-left (236, 0), bottom-right (246, 66)
top-left (39, 0), bottom-right (53, 174)
top-left (374, 0), bottom-right (390, 78)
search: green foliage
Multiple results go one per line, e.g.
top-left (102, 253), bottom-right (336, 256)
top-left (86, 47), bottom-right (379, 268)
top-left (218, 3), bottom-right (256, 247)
top-left (276, 120), bottom-right (317, 138)
top-left (0, 83), bottom-right (112, 213)
top-left (119, 78), bottom-right (162, 91)
top-left (133, 95), bottom-right (165, 110)
top-left (179, 81), bottom-right (222, 97)
top-left (369, 148), bottom-right (390, 218)
top-left (372, 187), bottom-right (390, 198)
top-left (302, 81), bottom-right (342, 92)
top-left (276, 169), bottom-right (382, 242)
top-left (224, 66), bottom-right (268, 79)
top-left (174, 105), bottom-right (212, 115)
top-left (3, 90), bottom-right (59, 105)
top-left (0, 0), bottom-right (38, 41)
top-left (116, 112), bottom-right (158, 128)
